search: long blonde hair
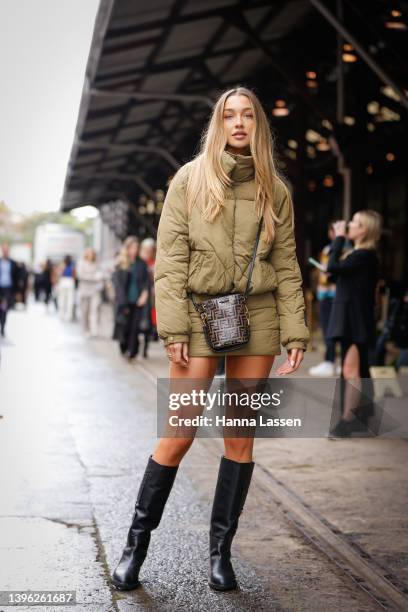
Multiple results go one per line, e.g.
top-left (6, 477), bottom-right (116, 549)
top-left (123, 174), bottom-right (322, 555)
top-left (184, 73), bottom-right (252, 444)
top-left (356, 210), bottom-right (382, 250)
top-left (341, 210), bottom-right (382, 261)
top-left (117, 236), bottom-right (139, 270)
top-left (185, 86), bottom-right (291, 243)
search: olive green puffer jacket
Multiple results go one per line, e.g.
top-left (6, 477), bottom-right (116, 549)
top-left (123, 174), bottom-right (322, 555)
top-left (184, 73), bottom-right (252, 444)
top-left (154, 150), bottom-right (309, 350)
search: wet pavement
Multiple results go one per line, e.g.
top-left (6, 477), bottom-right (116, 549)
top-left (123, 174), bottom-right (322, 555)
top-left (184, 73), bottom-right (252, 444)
top-left (0, 301), bottom-right (407, 611)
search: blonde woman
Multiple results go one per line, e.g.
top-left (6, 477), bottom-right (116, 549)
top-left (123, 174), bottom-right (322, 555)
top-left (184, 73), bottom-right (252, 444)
top-left (112, 236), bottom-right (149, 359)
top-left (77, 248), bottom-right (104, 338)
top-left (112, 87), bottom-right (309, 591)
top-left (326, 210), bottom-right (382, 436)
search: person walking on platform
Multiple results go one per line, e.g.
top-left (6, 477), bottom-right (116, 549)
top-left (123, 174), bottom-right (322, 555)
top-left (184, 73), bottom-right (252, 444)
top-left (43, 259), bottom-right (57, 310)
top-left (77, 248), bottom-right (104, 338)
top-left (57, 255), bottom-right (76, 322)
top-left (139, 238), bottom-right (156, 358)
top-left (0, 244), bottom-right (18, 337)
top-left (112, 87), bottom-right (309, 592)
top-left (326, 211), bottom-right (382, 437)
top-left (112, 237), bottom-right (149, 360)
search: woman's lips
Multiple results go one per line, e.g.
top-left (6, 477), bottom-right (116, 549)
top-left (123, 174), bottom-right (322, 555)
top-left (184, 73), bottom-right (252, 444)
top-left (233, 133), bottom-right (247, 139)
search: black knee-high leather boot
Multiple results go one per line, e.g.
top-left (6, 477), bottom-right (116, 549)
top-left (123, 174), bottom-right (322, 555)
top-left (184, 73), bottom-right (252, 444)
top-left (111, 454), bottom-right (179, 590)
top-left (209, 455), bottom-right (255, 591)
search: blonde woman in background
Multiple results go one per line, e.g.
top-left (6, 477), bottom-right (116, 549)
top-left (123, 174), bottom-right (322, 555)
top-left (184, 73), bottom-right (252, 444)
top-left (77, 248), bottom-right (104, 338)
top-left (326, 210), bottom-right (382, 436)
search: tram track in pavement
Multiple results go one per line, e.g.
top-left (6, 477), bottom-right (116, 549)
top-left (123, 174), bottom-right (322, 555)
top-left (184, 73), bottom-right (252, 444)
top-left (137, 361), bottom-right (408, 612)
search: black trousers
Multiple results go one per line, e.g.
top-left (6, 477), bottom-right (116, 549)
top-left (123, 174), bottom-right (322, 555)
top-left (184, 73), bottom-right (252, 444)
top-left (0, 287), bottom-right (13, 333)
top-left (124, 304), bottom-right (144, 358)
top-left (320, 297), bottom-right (336, 362)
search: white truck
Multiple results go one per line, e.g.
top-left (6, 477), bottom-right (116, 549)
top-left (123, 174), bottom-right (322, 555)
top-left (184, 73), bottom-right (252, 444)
top-left (33, 224), bottom-right (85, 267)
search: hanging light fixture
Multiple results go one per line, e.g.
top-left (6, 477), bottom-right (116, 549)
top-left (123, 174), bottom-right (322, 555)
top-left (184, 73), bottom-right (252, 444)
top-left (316, 140), bottom-right (330, 151)
top-left (385, 9), bottom-right (406, 29)
top-left (342, 42), bottom-right (357, 62)
top-left (343, 52), bottom-right (358, 62)
top-left (306, 70), bottom-right (318, 89)
top-left (343, 116), bottom-right (356, 125)
top-left (272, 99), bottom-right (290, 116)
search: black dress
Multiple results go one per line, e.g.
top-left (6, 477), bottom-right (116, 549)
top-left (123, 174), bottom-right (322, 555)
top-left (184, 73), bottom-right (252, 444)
top-left (326, 236), bottom-right (378, 377)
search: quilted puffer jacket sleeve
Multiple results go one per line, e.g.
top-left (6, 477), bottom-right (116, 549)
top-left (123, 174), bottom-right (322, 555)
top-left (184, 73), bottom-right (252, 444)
top-left (154, 165), bottom-right (191, 347)
top-left (268, 187), bottom-right (310, 351)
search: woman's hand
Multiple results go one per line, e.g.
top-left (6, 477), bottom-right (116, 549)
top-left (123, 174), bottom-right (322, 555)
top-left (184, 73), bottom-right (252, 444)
top-left (276, 348), bottom-right (304, 375)
top-left (333, 220), bottom-right (347, 237)
top-left (137, 289), bottom-right (149, 307)
top-left (166, 342), bottom-right (189, 367)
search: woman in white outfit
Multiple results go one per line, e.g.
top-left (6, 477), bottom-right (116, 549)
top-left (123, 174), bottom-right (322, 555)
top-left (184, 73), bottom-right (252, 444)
top-left (77, 248), bottom-right (104, 338)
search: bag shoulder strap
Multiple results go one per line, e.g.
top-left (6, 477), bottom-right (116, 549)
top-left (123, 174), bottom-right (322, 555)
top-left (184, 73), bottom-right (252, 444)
top-left (244, 218), bottom-right (263, 297)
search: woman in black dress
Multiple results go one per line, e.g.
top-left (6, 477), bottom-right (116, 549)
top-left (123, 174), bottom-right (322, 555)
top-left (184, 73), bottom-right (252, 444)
top-left (326, 210), bottom-right (382, 436)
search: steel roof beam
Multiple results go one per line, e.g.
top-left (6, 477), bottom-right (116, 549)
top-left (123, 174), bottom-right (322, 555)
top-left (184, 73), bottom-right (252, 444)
top-left (309, 0), bottom-right (408, 112)
top-left (94, 41), bottom-right (263, 86)
top-left (105, 0), bottom-right (274, 40)
top-left (89, 0), bottom-right (188, 190)
top-left (89, 86), bottom-right (213, 108)
top-left (70, 170), bottom-right (159, 202)
top-left (61, 0), bottom-right (116, 209)
top-left (76, 140), bottom-right (180, 170)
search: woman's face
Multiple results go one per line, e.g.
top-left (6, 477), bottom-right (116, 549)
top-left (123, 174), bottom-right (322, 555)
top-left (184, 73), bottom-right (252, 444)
top-left (140, 245), bottom-right (155, 261)
top-left (223, 94), bottom-right (254, 154)
top-left (127, 241), bottom-right (139, 261)
top-left (347, 213), bottom-right (365, 243)
top-left (85, 249), bottom-right (96, 262)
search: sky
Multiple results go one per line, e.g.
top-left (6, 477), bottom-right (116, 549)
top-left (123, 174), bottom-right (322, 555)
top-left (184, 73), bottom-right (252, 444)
top-left (0, 0), bottom-right (100, 215)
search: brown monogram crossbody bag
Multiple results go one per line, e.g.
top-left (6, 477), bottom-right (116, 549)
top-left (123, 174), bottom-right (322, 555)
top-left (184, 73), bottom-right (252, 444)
top-left (187, 219), bottom-right (263, 352)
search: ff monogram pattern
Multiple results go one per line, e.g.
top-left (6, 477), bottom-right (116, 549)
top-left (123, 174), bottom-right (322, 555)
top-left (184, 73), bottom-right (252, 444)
top-left (195, 293), bottom-right (250, 352)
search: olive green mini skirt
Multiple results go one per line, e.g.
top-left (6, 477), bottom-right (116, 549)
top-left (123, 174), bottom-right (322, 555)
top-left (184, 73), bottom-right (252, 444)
top-left (187, 291), bottom-right (282, 357)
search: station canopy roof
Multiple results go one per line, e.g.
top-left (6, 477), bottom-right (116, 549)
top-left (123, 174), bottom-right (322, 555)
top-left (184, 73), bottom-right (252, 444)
top-left (61, 0), bottom-right (407, 214)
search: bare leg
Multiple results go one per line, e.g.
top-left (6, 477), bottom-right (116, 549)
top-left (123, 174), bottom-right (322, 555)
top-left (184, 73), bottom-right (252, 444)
top-left (152, 356), bottom-right (219, 466)
top-left (342, 344), bottom-right (362, 421)
top-left (223, 355), bottom-right (275, 462)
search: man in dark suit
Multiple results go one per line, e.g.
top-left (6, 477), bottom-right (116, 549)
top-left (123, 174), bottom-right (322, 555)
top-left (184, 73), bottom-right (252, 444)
top-left (0, 243), bottom-right (19, 336)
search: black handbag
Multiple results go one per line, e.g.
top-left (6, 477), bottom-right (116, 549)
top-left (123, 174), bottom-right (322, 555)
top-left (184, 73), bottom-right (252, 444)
top-left (187, 220), bottom-right (263, 352)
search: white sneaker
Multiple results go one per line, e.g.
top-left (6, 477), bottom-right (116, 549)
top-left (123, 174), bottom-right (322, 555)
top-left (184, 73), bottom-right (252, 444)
top-left (309, 361), bottom-right (335, 377)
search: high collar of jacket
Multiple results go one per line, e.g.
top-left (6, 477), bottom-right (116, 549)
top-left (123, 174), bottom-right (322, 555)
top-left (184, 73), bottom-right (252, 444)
top-left (221, 149), bottom-right (255, 183)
